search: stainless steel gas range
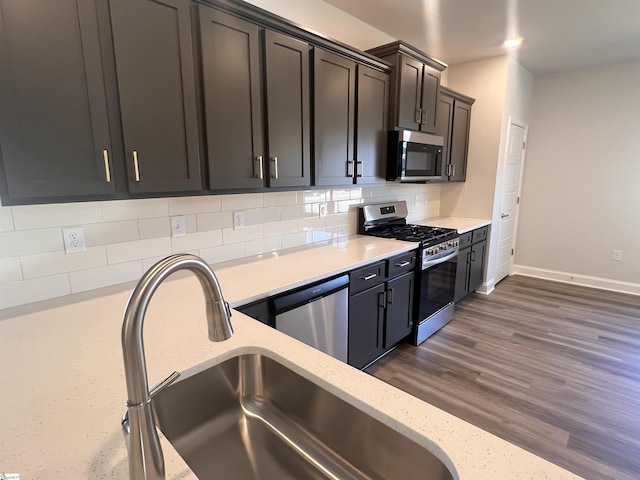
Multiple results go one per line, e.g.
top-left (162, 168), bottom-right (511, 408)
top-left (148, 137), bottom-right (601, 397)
top-left (358, 201), bottom-right (459, 345)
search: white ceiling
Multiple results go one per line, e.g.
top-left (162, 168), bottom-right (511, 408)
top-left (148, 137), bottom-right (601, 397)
top-left (322, 0), bottom-right (640, 75)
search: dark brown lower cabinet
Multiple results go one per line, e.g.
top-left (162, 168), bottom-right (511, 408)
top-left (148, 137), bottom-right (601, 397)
top-left (454, 227), bottom-right (487, 302)
top-left (348, 252), bottom-right (416, 369)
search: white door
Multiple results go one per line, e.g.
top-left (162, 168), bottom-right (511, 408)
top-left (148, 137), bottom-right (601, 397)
top-left (495, 120), bottom-right (527, 283)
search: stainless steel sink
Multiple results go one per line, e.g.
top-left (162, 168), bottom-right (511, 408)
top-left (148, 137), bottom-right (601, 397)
top-left (151, 352), bottom-right (456, 479)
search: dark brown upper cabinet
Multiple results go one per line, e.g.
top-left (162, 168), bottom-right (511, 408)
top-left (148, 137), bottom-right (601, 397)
top-left (314, 49), bottom-right (389, 186)
top-left (109, 0), bottom-right (202, 193)
top-left (436, 86), bottom-right (475, 182)
top-left (199, 6), bottom-right (311, 190)
top-left (367, 41), bottom-right (446, 134)
top-left (355, 66), bottom-right (389, 185)
top-left (314, 49), bottom-right (356, 186)
top-left (0, 0), bottom-right (115, 202)
top-left (264, 30), bottom-right (311, 188)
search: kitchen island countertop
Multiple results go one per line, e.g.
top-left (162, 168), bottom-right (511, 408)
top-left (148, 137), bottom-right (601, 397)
top-left (0, 234), bottom-right (581, 480)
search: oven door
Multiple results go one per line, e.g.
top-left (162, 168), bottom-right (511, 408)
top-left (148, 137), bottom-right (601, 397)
top-left (413, 250), bottom-right (457, 345)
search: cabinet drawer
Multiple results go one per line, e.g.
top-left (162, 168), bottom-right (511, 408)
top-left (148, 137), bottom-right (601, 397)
top-left (387, 251), bottom-right (417, 278)
top-left (350, 261), bottom-right (386, 295)
top-left (459, 232), bottom-right (472, 247)
top-left (472, 226), bottom-right (488, 243)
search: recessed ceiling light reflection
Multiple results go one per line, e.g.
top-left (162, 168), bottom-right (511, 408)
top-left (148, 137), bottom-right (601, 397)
top-left (503, 37), bottom-right (523, 48)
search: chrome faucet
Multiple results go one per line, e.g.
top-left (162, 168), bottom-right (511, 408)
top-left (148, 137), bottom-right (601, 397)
top-left (121, 254), bottom-right (233, 480)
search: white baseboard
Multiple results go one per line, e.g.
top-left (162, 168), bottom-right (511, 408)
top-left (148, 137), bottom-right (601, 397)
top-left (512, 265), bottom-right (640, 296)
top-left (476, 278), bottom-right (495, 296)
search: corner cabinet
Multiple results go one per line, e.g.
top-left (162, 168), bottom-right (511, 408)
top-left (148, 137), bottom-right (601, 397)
top-left (109, 0), bottom-right (202, 193)
top-left (436, 86), bottom-right (475, 182)
top-left (366, 41), bottom-right (446, 134)
top-left (0, 0), bottom-right (116, 201)
top-left (454, 226), bottom-right (488, 302)
top-left (314, 49), bottom-right (389, 186)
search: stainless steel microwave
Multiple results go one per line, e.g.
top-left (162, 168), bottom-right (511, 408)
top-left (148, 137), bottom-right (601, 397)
top-left (386, 129), bottom-right (444, 182)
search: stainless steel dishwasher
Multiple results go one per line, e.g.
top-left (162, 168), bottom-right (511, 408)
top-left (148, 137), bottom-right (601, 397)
top-left (272, 275), bottom-right (349, 363)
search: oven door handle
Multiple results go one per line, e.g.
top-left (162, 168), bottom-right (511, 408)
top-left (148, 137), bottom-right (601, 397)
top-left (422, 249), bottom-right (458, 269)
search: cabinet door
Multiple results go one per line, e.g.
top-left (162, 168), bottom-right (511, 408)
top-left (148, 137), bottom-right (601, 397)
top-left (420, 65), bottom-right (440, 133)
top-left (0, 0), bottom-right (114, 200)
top-left (314, 49), bottom-right (356, 186)
top-left (200, 7), bottom-right (264, 190)
top-left (264, 30), bottom-right (311, 188)
top-left (348, 283), bottom-right (386, 369)
top-left (435, 92), bottom-right (454, 178)
top-left (110, 0), bottom-right (201, 193)
top-left (384, 272), bottom-right (414, 348)
top-left (449, 101), bottom-right (471, 181)
top-left (468, 240), bottom-right (486, 293)
top-left (454, 247), bottom-right (471, 303)
top-left (396, 55), bottom-right (423, 131)
top-left (355, 66), bottom-right (388, 185)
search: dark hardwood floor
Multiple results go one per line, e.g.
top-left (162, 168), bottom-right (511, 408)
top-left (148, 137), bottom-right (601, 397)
top-left (367, 275), bottom-right (640, 480)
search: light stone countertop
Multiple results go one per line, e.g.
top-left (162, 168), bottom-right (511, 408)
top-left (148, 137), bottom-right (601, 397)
top-left (0, 234), bottom-right (581, 480)
top-left (417, 216), bottom-right (492, 234)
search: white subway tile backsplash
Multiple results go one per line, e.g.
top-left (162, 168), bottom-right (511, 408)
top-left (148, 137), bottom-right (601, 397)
top-left (0, 207), bottom-right (14, 232)
top-left (243, 207), bottom-right (280, 226)
top-left (139, 217), bottom-right (170, 239)
top-left (20, 246), bottom-right (107, 279)
top-left (142, 251), bottom-right (198, 271)
top-left (281, 231), bottom-right (311, 249)
top-left (69, 261), bottom-right (143, 293)
top-left (244, 236), bottom-right (282, 256)
top-left (106, 237), bottom-right (171, 264)
top-left (0, 228), bottom-right (64, 258)
top-left (102, 198), bottom-right (168, 221)
top-left (12, 202), bottom-right (103, 230)
top-left (0, 185), bottom-right (448, 309)
top-left (222, 225), bottom-right (262, 244)
top-left (171, 230), bottom-right (222, 253)
top-left (0, 273), bottom-right (71, 309)
top-left (220, 193), bottom-right (263, 211)
top-left (280, 204), bottom-right (317, 221)
top-left (168, 196), bottom-right (221, 215)
top-left (84, 220), bottom-right (139, 246)
top-left (263, 191), bottom-right (297, 207)
top-left (263, 220), bottom-right (298, 238)
top-left (200, 243), bottom-right (246, 265)
top-left (196, 211), bottom-right (233, 231)
top-left (0, 257), bottom-right (22, 284)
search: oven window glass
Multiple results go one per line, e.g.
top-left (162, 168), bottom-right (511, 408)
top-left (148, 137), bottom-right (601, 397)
top-left (417, 259), bottom-right (456, 321)
top-left (404, 142), bottom-right (442, 176)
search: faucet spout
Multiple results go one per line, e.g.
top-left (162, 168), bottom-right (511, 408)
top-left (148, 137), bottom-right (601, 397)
top-left (121, 254), bottom-right (233, 480)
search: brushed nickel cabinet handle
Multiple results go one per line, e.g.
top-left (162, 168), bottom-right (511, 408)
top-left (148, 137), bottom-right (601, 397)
top-left (395, 261), bottom-right (411, 267)
top-left (415, 108), bottom-right (422, 124)
top-left (347, 160), bottom-right (355, 178)
top-left (362, 273), bottom-right (377, 281)
top-left (102, 150), bottom-right (111, 183)
top-left (256, 156), bottom-right (264, 179)
top-left (387, 288), bottom-right (394, 305)
top-left (421, 109), bottom-right (428, 125)
top-left (271, 156), bottom-right (278, 179)
top-left (133, 150), bottom-right (140, 182)
top-left (452, 164), bottom-right (456, 176)
top-left (356, 160), bottom-right (363, 177)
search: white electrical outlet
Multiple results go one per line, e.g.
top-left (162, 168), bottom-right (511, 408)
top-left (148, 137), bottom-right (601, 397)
top-left (319, 203), bottom-right (328, 217)
top-left (62, 226), bottom-right (86, 254)
top-left (612, 249), bottom-right (623, 261)
top-left (233, 211), bottom-right (245, 230)
top-left (170, 216), bottom-right (186, 237)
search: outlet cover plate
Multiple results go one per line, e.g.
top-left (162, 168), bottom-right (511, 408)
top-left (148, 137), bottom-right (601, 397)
top-left (62, 227), bottom-right (87, 254)
top-left (170, 216), bottom-right (187, 237)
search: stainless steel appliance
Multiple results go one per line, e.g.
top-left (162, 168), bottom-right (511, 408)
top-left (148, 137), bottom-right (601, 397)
top-left (387, 129), bottom-right (444, 182)
top-left (358, 201), bottom-right (459, 345)
top-left (272, 275), bottom-right (349, 362)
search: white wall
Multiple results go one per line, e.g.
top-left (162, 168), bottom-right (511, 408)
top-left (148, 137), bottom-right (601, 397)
top-left (515, 58), bottom-right (640, 290)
